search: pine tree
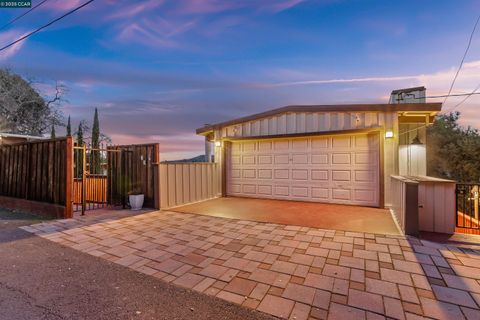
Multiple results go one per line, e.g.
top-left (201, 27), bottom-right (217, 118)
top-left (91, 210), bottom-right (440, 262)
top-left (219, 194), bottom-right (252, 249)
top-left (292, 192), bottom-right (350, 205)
top-left (91, 108), bottom-right (101, 174)
top-left (50, 125), bottom-right (56, 139)
top-left (66, 116), bottom-right (71, 136)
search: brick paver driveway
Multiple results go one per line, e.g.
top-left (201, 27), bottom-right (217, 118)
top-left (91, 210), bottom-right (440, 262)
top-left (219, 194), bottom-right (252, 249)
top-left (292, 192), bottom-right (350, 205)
top-left (22, 210), bottom-right (480, 320)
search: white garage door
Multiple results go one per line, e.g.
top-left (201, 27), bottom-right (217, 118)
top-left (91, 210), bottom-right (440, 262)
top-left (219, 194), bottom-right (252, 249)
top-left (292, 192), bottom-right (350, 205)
top-left (226, 133), bottom-right (380, 207)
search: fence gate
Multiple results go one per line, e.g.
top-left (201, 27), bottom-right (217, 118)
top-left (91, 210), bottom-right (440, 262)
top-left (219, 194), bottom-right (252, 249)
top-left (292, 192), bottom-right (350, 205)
top-left (73, 143), bottom-right (160, 215)
top-left (73, 144), bottom-right (120, 214)
top-left (456, 183), bottom-right (480, 234)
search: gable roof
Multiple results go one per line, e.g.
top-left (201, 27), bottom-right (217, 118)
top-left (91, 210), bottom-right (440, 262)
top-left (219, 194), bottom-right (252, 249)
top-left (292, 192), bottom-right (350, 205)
top-left (196, 103), bottom-right (442, 135)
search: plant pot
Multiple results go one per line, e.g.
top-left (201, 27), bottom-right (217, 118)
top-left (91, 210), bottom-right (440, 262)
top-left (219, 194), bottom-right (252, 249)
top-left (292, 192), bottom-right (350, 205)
top-left (129, 194), bottom-right (144, 211)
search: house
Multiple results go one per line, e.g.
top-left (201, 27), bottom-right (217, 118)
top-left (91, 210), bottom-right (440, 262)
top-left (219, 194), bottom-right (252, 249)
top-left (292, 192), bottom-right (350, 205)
top-left (0, 133), bottom-right (46, 145)
top-left (196, 87), bottom-right (442, 209)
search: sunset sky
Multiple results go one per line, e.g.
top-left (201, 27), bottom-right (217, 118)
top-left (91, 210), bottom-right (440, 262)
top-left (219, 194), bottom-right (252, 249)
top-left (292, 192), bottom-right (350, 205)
top-left (1, 0), bottom-right (480, 160)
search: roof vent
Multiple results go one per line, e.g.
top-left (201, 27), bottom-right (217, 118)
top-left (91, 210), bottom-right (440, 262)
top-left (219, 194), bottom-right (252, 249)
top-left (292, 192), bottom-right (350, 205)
top-left (389, 86), bottom-right (426, 104)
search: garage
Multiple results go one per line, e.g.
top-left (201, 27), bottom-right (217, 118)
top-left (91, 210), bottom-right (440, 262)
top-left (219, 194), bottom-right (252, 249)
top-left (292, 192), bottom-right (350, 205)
top-left (197, 102), bottom-right (443, 209)
top-left (226, 132), bottom-right (380, 207)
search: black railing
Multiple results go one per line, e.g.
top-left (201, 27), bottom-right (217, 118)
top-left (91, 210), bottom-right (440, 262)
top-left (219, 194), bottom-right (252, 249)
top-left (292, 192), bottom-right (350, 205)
top-left (456, 184), bottom-right (480, 230)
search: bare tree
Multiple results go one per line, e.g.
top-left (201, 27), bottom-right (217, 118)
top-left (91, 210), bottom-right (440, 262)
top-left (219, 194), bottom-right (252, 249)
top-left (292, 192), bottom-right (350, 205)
top-left (0, 69), bottom-right (65, 135)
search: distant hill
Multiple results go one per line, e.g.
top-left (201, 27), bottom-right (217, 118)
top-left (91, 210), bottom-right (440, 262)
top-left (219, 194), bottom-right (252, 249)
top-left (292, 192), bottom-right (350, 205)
top-left (162, 155), bottom-right (208, 163)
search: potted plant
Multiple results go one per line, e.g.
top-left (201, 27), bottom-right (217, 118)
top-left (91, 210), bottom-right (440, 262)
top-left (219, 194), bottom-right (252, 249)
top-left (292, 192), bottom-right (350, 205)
top-left (128, 187), bottom-right (144, 211)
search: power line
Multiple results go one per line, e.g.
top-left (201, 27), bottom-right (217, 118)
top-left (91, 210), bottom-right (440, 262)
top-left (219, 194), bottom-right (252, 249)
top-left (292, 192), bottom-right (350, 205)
top-left (448, 83), bottom-right (480, 112)
top-left (403, 92), bottom-right (480, 100)
top-left (0, 0), bottom-right (95, 53)
top-left (443, 13), bottom-right (480, 104)
top-left (0, 0), bottom-right (50, 31)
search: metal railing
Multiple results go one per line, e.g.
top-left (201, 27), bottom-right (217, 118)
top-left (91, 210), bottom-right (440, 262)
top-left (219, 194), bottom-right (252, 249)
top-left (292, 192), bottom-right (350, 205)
top-left (456, 184), bottom-right (480, 230)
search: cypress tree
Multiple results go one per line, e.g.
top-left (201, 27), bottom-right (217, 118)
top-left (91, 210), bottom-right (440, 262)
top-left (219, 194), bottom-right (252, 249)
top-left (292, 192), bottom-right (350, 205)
top-left (91, 108), bottom-right (100, 174)
top-left (50, 125), bottom-right (56, 139)
top-left (77, 123), bottom-right (84, 146)
top-left (66, 116), bottom-right (71, 136)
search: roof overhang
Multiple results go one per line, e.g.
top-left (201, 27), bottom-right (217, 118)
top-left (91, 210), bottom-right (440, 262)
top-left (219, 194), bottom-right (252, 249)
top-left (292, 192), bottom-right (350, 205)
top-left (196, 103), bottom-right (443, 135)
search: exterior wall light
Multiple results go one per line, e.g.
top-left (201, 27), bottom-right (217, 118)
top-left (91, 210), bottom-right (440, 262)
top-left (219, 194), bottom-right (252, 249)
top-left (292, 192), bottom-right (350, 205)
top-left (385, 130), bottom-right (394, 138)
top-left (215, 141), bottom-right (222, 147)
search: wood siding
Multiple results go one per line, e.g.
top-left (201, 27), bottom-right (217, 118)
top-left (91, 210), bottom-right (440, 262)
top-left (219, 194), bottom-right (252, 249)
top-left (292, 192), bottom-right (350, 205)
top-left (159, 163), bottom-right (220, 209)
top-left (220, 112), bottom-right (383, 138)
top-left (0, 137), bottom-right (72, 218)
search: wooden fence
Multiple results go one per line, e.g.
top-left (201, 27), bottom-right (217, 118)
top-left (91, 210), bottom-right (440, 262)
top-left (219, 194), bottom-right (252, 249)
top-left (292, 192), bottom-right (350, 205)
top-left (73, 176), bottom-right (107, 204)
top-left (108, 144), bottom-right (160, 208)
top-left (159, 163), bottom-right (220, 209)
top-left (0, 137), bottom-right (73, 218)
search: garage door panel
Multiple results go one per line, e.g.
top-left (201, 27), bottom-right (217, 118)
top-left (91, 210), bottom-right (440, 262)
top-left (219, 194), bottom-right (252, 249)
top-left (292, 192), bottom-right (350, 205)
top-left (354, 189), bottom-right (376, 202)
top-left (229, 184), bottom-right (241, 193)
top-left (274, 140), bottom-right (289, 150)
top-left (312, 187), bottom-right (329, 199)
top-left (291, 186), bottom-right (309, 198)
top-left (274, 154), bottom-right (289, 164)
top-left (311, 137), bottom-right (329, 149)
top-left (231, 169), bottom-right (241, 178)
top-left (312, 170), bottom-right (329, 180)
top-left (258, 141), bottom-right (272, 151)
top-left (242, 155), bottom-right (256, 165)
top-left (292, 169), bottom-right (308, 180)
top-left (227, 132), bottom-right (379, 207)
top-left (258, 155), bottom-right (272, 164)
top-left (332, 189), bottom-right (351, 200)
top-left (332, 153), bottom-right (351, 165)
top-left (332, 136), bottom-right (351, 148)
top-left (332, 170), bottom-right (351, 181)
top-left (275, 186), bottom-right (289, 196)
top-left (292, 139), bottom-right (308, 150)
top-left (231, 155), bottom-right (241, 165)
top-left (243, 169), bottom-right (256, 179)
top-left (242, 184), bottom-right (256, 194)
top-left (242, 142), bottom-right (256, 152)
top-left (258, 169), bottom-right (273, 179)
top-left (274, 169), bottom-right (289, 179)
top-left (292, 153), bottom-right (308, 164)
top-left (258, 185), bottom-right (273, 195)
top-left (312, 153), bottom-right (328, 164)
top-left (355, 170), bottom-right (375, 182)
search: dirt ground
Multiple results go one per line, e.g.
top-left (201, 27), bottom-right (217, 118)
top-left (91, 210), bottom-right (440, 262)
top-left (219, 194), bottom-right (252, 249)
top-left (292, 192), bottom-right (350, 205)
top-left (0, 209), bottom-right (274, 320)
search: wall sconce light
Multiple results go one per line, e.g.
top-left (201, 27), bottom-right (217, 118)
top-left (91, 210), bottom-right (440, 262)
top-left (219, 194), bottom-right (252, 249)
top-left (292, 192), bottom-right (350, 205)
top-left (385, 130), bottom-right (394, 138)
top-left (215, 141), bottom-right (222, 147)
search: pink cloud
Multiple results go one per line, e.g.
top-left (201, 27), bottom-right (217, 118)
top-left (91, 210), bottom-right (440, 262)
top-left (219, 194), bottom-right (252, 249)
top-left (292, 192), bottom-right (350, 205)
top-left (261, 0), bottom-right (305, 13)
top-left (0, 30), bottom-right (27, 61)
top-left (107, 0), bottom-right (164, 20)
top-left (117, 21), bottom-right (180, 49)
top-left (43, 0), bottom-right (84, 11)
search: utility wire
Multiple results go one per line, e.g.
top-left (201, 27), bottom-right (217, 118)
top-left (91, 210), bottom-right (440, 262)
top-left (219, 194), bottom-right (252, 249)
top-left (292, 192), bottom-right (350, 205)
top-left (443, 14), bottom-right (480, 104)
top-left (397, 92), bottom-right (480, 100)
top-left (447, 83), bottom-right (480, 112)
top-left (0, 0), bottom-right (95, 53)
top-left (0, 0), bottom-right (50, 31)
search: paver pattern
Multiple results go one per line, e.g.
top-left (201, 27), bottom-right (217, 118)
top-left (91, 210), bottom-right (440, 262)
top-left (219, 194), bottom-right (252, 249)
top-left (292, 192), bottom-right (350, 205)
top-left (21, 210), bottom-right (480, 320)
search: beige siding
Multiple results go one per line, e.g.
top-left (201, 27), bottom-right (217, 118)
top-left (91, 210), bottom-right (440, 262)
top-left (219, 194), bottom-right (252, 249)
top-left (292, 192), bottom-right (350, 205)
top-left (159, 163), bottom-right (221, 209)
top-left (418, 180), bottom-right (456, 234)
top-left (220, 111), bottom-right (383, 139)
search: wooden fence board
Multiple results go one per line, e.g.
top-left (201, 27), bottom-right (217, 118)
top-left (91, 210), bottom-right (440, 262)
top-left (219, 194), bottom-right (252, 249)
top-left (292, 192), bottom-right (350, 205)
top-left (0, 137), bottom-right (72, 218)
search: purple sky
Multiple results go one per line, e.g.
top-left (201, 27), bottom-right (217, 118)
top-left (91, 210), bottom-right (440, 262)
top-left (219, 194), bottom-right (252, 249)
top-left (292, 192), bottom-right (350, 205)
top-left (1, 0), bottom-right (480, 160)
